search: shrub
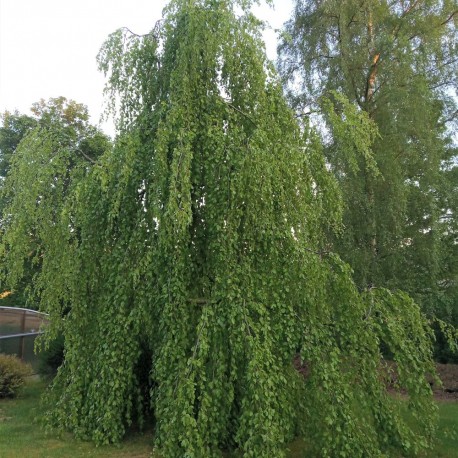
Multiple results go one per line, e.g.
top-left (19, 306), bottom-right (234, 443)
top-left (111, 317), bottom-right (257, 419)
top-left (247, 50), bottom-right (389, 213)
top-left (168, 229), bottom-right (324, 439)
top-left (0, 353), bottom-right (33, 398)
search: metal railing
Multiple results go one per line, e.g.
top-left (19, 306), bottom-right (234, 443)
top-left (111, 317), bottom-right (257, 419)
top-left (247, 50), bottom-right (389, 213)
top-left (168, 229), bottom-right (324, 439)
top-left (0, 306), bottom-right (48, 363)
top-left (0, 331), bottom-right (43, 340)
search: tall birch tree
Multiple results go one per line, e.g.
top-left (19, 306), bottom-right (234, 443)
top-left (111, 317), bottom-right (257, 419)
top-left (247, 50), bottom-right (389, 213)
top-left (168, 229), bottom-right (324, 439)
top-left (278, 0), bottom-right (458, 314)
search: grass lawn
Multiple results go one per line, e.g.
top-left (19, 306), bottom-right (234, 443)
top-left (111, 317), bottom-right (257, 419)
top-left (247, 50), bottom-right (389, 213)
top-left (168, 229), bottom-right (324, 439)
top-left (433, 402), bottom-right (458, 457)
top-left (0, 380), bottom-right (153, 458)
top-left (1, 379), bottom-right (457, 457)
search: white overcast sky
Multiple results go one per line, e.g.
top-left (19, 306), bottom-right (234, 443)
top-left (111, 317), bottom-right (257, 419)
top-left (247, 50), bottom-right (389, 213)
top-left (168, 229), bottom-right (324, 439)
top-left (0, 0), bottom-right (293, 135)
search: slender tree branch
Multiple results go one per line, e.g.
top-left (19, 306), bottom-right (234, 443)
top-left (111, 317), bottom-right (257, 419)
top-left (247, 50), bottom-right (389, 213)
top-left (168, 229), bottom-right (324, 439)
top-left (120, 25), bottom-right (160, 39)
top-left (295, 109), bottom-right (321, 118)
top-left (440, 10), bottom-right (457, 26)
top-left (76, 149), bottom-right (97, 164)
top-left (408, 10), bottom-right (457, 41)
top-left (440, 109), bottom-right (458, 125)
top-left (224, 101), bottom-right (257, 126)
top-left (429, 80), bottom-right (454, 90)
top-left (402, 0), bottom-right (421, 18)
top-left (317, 54), bottom-right (338, 59)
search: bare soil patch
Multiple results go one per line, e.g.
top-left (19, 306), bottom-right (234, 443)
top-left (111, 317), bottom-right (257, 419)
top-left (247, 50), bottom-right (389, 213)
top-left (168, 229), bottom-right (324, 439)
top-left (294, 357), bottom-right (458, 401)
top-left (432, 363), bottom-right (458, 401)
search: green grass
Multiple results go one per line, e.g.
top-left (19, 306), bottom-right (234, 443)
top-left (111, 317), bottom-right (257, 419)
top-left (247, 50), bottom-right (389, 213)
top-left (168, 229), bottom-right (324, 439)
top-left (431, 401), bottom-right (458, 458)
top-left (0, 380), bottom-right (153, 457)
top-left (1, 380), bottom-right (457, 457)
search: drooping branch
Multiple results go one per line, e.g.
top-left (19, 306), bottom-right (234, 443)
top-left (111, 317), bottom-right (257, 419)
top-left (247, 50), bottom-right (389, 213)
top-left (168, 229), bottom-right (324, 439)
top-left (224, 101), bottom-right (257, 126)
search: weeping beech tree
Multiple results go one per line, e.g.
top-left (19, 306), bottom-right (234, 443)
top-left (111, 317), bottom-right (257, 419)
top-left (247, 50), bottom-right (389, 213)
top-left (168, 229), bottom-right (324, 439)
top-left (0, 1), bottom-right (439, 456)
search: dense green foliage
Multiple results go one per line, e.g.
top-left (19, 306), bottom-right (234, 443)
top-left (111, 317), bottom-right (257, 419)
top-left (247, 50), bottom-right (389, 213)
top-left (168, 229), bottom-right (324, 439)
top-left (0, 97), bottom-right (110, 308)
top-left (0, 111), bottom-right (37, 179)
top-left (0, 111), bottom-right (38, 304)
top-left (0, 354), bottom-right (32, 398)
top-left (278, 0), bottom-right (458, 328)
top-left (37, 333), bottom-right (65, 378)
top-left (0, 1), bottom-right (445, 456)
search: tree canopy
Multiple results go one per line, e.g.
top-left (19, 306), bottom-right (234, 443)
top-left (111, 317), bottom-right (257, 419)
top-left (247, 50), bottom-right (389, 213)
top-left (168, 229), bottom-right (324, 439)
top-left (0, 97), bottom-right (110, 306)
top-left (278, 0), bottom-right (458, 327)
top-left (0, 111), bottom-right (37, 179)
top-left (0, 1), bottom-right (445, 456)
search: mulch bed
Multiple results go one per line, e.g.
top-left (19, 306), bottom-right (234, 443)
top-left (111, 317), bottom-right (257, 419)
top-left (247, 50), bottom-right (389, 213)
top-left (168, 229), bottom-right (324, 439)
top-left (293, 356), bottom-right (458, 401)
top-left (432, 363), bottom-right (458, 401)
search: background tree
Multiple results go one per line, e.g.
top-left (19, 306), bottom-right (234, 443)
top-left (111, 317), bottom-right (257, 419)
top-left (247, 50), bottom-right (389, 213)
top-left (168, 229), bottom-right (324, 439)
top-left (434, 144), bottom-right (458, 361)
top-left (0, 111), bottom-right (38, 239)
top-left (0, 97), bottom-right (110, 308)
top-left (1, 1), bottom-right (440, 456)
top-left (0, 111), bottom-right (37, 180)
top-left (278, 0), bottom-right (458, 327)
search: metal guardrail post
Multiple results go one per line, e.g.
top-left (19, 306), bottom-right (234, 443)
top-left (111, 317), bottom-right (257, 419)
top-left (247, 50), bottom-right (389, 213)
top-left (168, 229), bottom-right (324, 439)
top-left (19, 309), bottom-right (26, 359)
